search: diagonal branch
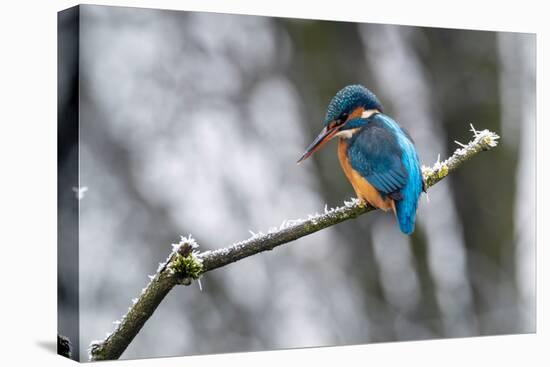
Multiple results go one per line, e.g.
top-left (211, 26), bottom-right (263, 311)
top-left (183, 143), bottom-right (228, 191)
top-left (89, 127), bottom-right (500, 361)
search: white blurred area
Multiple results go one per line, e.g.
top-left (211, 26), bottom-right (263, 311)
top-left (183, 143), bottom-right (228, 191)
top-left (78, 7), bottom-right (365, 359)
top-left (70, 5), bottom-right (536, 359)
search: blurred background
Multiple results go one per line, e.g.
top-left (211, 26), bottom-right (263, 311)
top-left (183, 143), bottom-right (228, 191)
top-left (59, 4), bottom-right (536, 360)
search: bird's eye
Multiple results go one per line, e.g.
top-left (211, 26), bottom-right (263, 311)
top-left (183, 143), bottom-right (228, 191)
top-left (339, 113), bottom-right (349, 124)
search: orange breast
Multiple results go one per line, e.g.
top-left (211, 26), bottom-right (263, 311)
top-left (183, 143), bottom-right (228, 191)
top-left (337, 139), bottom-right (394, 212)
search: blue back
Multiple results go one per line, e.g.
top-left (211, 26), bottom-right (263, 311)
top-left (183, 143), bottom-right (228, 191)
top-left (347, 114), bottom-right (423, 234)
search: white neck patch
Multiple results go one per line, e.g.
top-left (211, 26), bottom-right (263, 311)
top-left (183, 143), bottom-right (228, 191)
top-left (335, 128), bottom-right (360, 139)
top-left (361, 109), bottom-right (379, 119)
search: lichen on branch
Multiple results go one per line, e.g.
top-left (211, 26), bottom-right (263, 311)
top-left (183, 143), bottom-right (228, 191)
top-left (89, 236), bottom-right (202, 361)
top-left (169, 241), bottom-right (203, 284)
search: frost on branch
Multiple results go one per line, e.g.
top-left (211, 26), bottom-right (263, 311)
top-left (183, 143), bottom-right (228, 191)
top-left (89, 235), bottom-right (203, 361)
top-left (422, 125), bottom-right (500, 187)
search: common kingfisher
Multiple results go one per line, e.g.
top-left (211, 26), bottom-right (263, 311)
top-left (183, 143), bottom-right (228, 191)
top-left (298, 85), bottom-right (425, 234)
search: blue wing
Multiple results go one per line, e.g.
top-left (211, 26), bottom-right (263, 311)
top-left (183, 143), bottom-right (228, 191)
top-left (347, 120), bottom-right (408, 197)
top-left (348, 113), bottom-right (424, 234)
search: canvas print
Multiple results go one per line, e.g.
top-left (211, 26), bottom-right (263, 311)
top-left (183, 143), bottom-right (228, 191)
top-left (57, 4), bottom-right (536, 362)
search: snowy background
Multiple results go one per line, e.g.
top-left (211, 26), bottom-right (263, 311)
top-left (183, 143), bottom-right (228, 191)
top-left (58, 5), bottom-right (536, 360)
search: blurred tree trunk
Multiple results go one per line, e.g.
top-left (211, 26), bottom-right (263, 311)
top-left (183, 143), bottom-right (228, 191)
top-left (420, 29), bottom-right (520, 334)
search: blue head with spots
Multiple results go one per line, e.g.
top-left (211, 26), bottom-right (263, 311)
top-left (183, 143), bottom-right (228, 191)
top-left (298, 85), bottom-right (383, 163)
top-left (324, 84), bottom-right (383, 126)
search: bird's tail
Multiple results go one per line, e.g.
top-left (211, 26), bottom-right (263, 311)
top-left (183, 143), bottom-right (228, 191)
top-left (395, 198), bottom-right (418, 235)
top-left (394, 172), bottom-right (423, 234)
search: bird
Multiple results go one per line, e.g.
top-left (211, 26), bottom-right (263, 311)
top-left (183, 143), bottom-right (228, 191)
top-left (297, 84), bottom-right (425, 234)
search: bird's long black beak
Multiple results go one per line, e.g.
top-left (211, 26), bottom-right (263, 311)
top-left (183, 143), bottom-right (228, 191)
top-left (297, 125), bottom-right (339, 163)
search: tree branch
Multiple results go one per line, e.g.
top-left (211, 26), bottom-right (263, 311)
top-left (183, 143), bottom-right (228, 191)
top-left (89, 127), bottom-right (499, 361)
